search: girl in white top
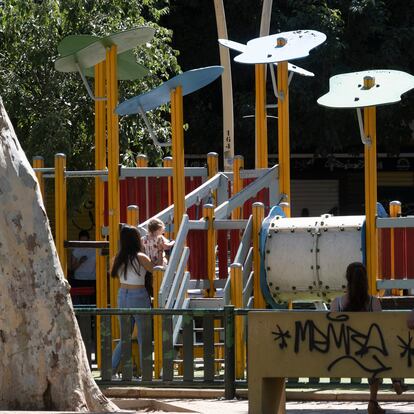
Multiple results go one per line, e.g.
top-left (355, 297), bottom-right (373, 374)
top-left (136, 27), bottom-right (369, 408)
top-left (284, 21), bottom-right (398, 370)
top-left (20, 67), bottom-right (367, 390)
top-left (111, 225), bottom-right (153, 376)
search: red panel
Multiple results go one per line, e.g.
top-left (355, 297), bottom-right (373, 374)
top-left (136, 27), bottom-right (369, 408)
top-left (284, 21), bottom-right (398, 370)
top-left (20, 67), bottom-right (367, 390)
top-left (119, 179), bottom-right (127, 223)
top-left (407, 229), bottom-right (414, 277)
top-left (230, 229), bottom-right (240, 263)
top-left (394, 229), bottom-right (408, 278)
top-left (379, 228), bottom-right (391, 279)
top-left (185, 176), bottom-right (207, 279)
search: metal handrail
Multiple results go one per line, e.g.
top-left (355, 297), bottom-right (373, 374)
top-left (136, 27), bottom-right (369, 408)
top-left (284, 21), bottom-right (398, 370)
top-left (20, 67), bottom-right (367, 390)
top-left (120, 166), bottom-right (207, 178)
top-left (172, 272), bottom-right (191, 344)
top-left (226, 216), bottom-right (254, 307)
top-left (234, 216), bottom-right (253, 265)
top-left (138, 173), bottom-right (227, 234)
top-left (243, 272), bottom-right (254, 308)
top-left (215, 164), bottom-right (278, 219)
top-left (377, 216), bottom-right (414, 228)
top-left (242, 248), bottom-right (253, 286)
top-left (165, 247), bottom-right (190, 309)
top-left (158, 215), bottom-right (190, 307)
top-left (223, 277), bottom-right (231, 305)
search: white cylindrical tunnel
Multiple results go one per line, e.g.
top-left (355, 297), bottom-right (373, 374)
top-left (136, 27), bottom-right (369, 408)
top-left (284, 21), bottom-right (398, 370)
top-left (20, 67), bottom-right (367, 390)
top-left (262, 214), bottom-right (366, 307)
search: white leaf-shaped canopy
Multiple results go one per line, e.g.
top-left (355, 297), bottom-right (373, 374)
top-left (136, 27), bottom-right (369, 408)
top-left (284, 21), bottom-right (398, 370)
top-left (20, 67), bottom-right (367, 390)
top-left (218, 38), bottom-right (314, 77)
top-left (219, 30), bottom-right (326, 65)
top-left (318, 70), bottom-right (414, 109)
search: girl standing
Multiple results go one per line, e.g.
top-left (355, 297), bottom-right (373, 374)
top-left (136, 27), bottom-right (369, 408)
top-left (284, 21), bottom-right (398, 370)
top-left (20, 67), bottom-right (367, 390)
top-left (111, 225), bottom-right (153, 375)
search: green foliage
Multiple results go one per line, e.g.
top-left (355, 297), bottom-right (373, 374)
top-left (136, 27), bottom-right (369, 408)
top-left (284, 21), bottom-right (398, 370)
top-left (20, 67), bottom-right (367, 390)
top-left (0, 0), bottom-right (180, 173)
top-left (168, 0), bottom-right (414, 166)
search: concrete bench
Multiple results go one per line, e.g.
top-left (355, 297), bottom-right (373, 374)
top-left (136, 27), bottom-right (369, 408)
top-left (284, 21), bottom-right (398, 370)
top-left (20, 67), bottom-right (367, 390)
top-left (248, 311), bottom-right (413, 414)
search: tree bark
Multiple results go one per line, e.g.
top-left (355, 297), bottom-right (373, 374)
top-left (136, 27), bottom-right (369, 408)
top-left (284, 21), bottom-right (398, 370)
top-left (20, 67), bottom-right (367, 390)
top-left (0, 98), bottom-right (118, 411)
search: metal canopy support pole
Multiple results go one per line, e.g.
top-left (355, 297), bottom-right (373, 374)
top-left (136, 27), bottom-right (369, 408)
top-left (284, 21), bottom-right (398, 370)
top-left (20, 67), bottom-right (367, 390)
top-left (54, 153), bottom-right (67, 277)
top-left (153, 266), bottom-right (165, 379)
top-left (255, 64), bottom-right (268, 168)
top-left (252, 202), bottom-right (266, 308)
top-left (33, 156), bottom-right (45, 199)
top-left (213, 0), bottom-right (234, 171)
top-left (204, 204), bottom-right (216, 298)
top-left (126, 205), bottom-right (141, 373)
top-left (106, 45), bottom-right (120, 336)
top-left (277, 52), bottom-right (290, 217)
top-left (136, 154), bottom-right (149, 220)
top-left (389, 200), bottom-right (402, 296)
top-left (207, 152), bottom-right (219, 206)
top-left (94, 60), bottom-right (107, 368)
top-left (363, 76), bottom-right (378, 295)
top-left (171, 86), bottom-right (186, 237)
top-left (232, 155), bottom-right (244, 220)
top-left (230, 263), bottom-right (245, 379)
top-left (163, 156), bottom-right (173, 239)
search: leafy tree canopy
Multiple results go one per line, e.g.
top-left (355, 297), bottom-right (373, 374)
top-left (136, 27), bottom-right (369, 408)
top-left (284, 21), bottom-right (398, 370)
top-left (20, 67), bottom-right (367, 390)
top-left (168, 0), bottom-right (414, 166)
top-left (0, 0), bottom-right (180, 172)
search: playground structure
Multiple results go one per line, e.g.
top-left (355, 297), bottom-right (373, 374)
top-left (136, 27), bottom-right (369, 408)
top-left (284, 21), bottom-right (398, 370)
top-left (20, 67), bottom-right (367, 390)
top-left (26, 7), bottom-right (414, 395)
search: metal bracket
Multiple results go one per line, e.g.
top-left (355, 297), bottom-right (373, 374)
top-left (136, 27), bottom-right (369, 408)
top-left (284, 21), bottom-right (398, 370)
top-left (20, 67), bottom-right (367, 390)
top-left (311, 226), bottom-right (321, 291)
top-left (288, 71), bottom-right (294, 86)
top-left (138, 106), bottom-right (172, 147)
top-left (269, 64), bottom-right (280, 100)
top-left (356, 108), bottom-right (371, 146)
top-left (76, 63), bottom-right (107, 101)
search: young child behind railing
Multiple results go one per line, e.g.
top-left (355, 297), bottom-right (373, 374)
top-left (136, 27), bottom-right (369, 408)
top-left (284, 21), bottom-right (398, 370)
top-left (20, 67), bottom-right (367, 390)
top-left (141, 218), bottom-right (175, 298)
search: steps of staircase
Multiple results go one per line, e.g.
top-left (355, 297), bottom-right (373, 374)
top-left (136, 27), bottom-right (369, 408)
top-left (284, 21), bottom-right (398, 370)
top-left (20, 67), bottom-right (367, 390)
top-left (174, 342), bottom-right (224, 348)
top-left (188, 297), bottom-right (224, 309)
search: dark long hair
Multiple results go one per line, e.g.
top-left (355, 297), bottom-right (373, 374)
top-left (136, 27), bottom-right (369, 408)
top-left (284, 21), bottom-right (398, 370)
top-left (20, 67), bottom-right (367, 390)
top-left (343, 262), bottom-right (369, 311)
top-left (111, 225), bottom-right (142, 280)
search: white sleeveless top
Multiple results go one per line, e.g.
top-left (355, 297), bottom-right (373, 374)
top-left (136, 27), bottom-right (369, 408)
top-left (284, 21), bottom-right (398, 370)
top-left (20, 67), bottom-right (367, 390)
top-left (119, 257), bottom-right (146, 285)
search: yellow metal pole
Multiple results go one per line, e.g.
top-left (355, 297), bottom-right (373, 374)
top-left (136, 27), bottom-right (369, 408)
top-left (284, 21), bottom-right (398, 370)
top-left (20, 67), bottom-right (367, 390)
top-left (163, 156), bottom-right (173, 205)
top-left (230, 263), bottom-right (245, 379)
top-left (232, 155), bottom-right (244, 220)
top-left (126, 205), bottom-right (141, 371)
top-left (276, 39), bottom-right (290, 217)
top-left (389, 200), bottom-right (401, 295)
top-left (54, 153), bottom-right (67, 277)
top-left (163, 156), bottom-right (173, 239)
top-left (106, 45), bottom-right (120, 335)
top-left (152, 266), bottom-right (164, 378)
top-left (136, 154), bottom-right (148, 168)
top-left (363, 76), bottom-right (378, 295)
top-left (94, 60), bottom-right (107, 367)
top-left (171, 86), bottom-right (185, 237)
top-left (127, 205), bottom-right (139, 227)
top-left (204, 204), bottom-right (216, 297)
top-left (255, 64), bottom-right (268, 168)
top-left (136, 154), bottom-right (149, 221)
top-left (252, 202), bottom-right (265, 308)
top-left (207, 152), bottom-right (219, 206)
top-left (207, 152), bottom-right (219, 178)
top-left (33, 156), bottom-right (45, 199)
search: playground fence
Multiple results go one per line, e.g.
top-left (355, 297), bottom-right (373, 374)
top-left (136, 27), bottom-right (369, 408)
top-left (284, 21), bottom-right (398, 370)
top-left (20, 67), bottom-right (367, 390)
top-left (75, 306), bottom-right (238, 399)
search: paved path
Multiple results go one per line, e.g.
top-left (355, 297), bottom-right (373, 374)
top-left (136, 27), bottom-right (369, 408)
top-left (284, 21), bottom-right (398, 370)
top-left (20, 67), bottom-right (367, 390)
top-left (116, 399), bottom-right (414, 413)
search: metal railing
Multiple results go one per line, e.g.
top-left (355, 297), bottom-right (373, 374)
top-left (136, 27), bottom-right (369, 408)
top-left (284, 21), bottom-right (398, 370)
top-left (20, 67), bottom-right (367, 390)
top-left (138, 173), bottom-right (229, 235)
top-left (215, 164), bottom-right (278, 219)
top-left (224, 216), bottom-right (254, 306)
top-left (75, 306), bottom-right (238, 399)
top-left (377, 216), bottom-right (414, 290)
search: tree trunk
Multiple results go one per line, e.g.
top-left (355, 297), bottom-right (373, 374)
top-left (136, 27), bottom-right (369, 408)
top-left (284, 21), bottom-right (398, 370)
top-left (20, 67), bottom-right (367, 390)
top-left (0, 98), bottom-right (118, 411)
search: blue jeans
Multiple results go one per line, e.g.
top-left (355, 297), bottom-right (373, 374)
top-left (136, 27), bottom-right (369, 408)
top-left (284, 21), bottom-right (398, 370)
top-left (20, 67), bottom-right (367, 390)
top-left (112, 288), bottom-right (151, 374)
